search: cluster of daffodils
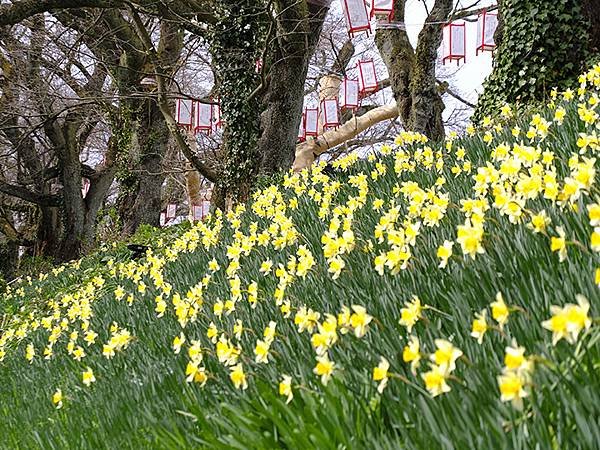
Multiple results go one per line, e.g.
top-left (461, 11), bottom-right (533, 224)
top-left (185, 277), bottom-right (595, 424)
top-left (1, 64), bottom-right (599, 416)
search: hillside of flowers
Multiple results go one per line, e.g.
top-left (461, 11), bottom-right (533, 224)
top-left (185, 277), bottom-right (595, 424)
top-left (1, 65), bottom-right (599, 449)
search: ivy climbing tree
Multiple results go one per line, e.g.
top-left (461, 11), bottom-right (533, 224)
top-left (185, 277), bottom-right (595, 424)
top-left (209, 0), bottom-right (264, 208)
top-left (474, 0), bottom-right (592, 121)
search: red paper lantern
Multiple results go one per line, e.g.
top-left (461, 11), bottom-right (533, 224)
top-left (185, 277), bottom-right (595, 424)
top-left (476, 9), bottom-right (498, 54)
top-left (443, 22), bottom-right (466, 65)
top-left (341, 0), bottom-right (371, 37)
top-left (176, 99), bottom-right (193, 128)
top-left (195, 101), bottom-right (213, 135)
top-left (304, 108), bottom-right (319, 137)
top-left (370, 0), bottom-right (394, 22)
top-left (358, 59), bottom-right (378, 96)
top-left (298, 112), bottom-right (306, 142)
top-left (320, 98), bottom-right (340, 131)
top-left (340, 78), bottom-right (360, 111)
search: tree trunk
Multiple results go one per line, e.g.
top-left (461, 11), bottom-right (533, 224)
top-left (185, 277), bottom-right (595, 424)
top-left (258, 2), bottom-right (329, 175)
top-left (119, 100), bottom-right (169, 235)
top-left (583, 0), bottom-right (600, 53)
top-left (375, 0), bottom-right (450, 142)
top-left (210, 0), bottom-right (263, 205)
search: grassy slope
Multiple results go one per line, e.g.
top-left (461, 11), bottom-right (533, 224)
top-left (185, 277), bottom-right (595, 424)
top-left (1, 68), bottom-right (599, 450)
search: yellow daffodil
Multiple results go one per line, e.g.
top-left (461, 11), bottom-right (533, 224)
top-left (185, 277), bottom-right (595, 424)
top-left (52, 388), bottom-right (63, 409)
top-left (350, 305), bottom-right (372, 338)
top-left (82, 367), bottom-right (96, 387)
top-left (490, 292), bottom-right (510, 329)
top-left (229, 364), bottom-right (248, 390)
top-left (422, 364), bottom-right (451, 397)
top-left (373, 356), bottom-right (390, 393)
top-left (399, 296), bottom-right (423, 333)
top-left (542, 295), bottom-right (591, 345)
top-left (431, 339), bottom-right (463, 374)
top-left (470, 309), bottom-right (488, 344)
top-left (402, 335), bottom-right (421, 375)
top-left (313, 355), bottom-right (335, 385)
top-left (279, 375), bottom-right (293, 404)
top-left (497, 371), bottom-right (528, 409)
top-left (437, 240), bottom-right (453, 269)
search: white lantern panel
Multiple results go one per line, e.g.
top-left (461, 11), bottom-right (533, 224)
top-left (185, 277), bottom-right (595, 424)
top-left (443, 24), bottom-right (465, 59)
top-left (298, 113), bottom-right (306, 139)
top-left (321, 99), bottom-right (340, 127)
top-left (340, 78), bottom-right (359, 109)
top-left (192, 204), bottom-right (209, 221)
top-left (166, 203), bottom-right (177, 219)
top-left (160, 212), bottom-right (166, 227)
top-left (176, 99), bottom-right (193, 126)
top-left (195, 102), bottom-right (212, 130)
top-left (358, 60), bottom-right (378, 93)
top-left (305, 108), bottom-right (319, 135)
top-left (371, 0), bottom-right (393, 15)
top-left (477, 13), bottom-right (498, 47)
top-left (341, 0), bottom-right (370, 34)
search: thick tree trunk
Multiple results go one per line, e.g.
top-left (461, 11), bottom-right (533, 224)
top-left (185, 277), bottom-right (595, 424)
top-left (119, 100), bottom-right (169, 235)
top-left (375, 0), bottom-right (450, 142)
top-left (258, 3), bottom-right (329, 175)
top-left (210, 0), bottom-right (263, 206)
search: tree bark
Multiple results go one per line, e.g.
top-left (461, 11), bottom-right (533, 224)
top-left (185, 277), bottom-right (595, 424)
top-left (257, 2), bottom-right (329, 175)
top-left (375, 0), bottom-right (450, 141)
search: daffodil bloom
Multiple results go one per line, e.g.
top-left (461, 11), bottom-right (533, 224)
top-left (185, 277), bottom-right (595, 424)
top-left (208, 258), bottom-right (220, 272)
top-left (279, 375), bottom-right (293, 404)
top-left (399, 296), bottom-right (423, 333)
top-left (591, 228), bottom-right (600, 252)
top-left (254, 339), bottom-right (270, 363)
top-left (259, 259), bottom-right (273, 275)
top-left (490, 292), bottom-right (510, 329)
top-left (313, 355), bottom-right (335, 385)
top-left (207, 322), bottom-right (218, 343)
top-left (596, 268), bottom-right (600, 287)
top-left (185, 361), bottom-right (207, 385)
top-left (172, 333), bottom-right (185, 354)
top-left (456, 220), bottom-right (485, 259)
top-left (470, 309), bottom-right (488, 344)
top-left (497, 371), bottom-right (528, 409)
top-left (373, 357), bottom-right (390, 393)
top-left (422, 364), bottom-right (451, 397)
top-left (528, 210), bottom-right (550, 233)
top-left (503, 344), bottom-right (532, 374)
top-left (350, 305), bottom-right (372, 338)
top-left (327, 256), bottom-right (345, 280)
top-left (587, 203), bottom-right (600, 226)
top-left (431, 339), bottom-right (463, 374)
top-left (25, 343), bottom-right (34, 363)
top-left (82, 367), bottom-right (96, 387)
top-left (229, 364), bottom-right (248, 390)
top-left (437, 240), bottom-right (453, 269)
top-left (188, 340), bottom-right (202, 362)
top-left (402, 335), bottom-right (421, 375)
top-left (541, 295), bottom-right (592, 345)
top-left (52, 388), bottom-right (63, 409)
top-left (550, 227), bottom-right (567, 262)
